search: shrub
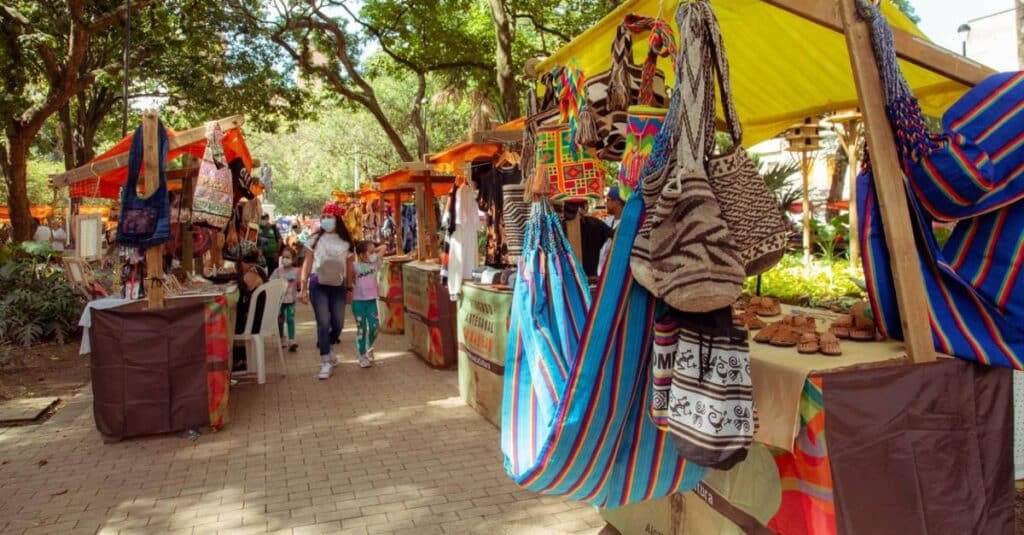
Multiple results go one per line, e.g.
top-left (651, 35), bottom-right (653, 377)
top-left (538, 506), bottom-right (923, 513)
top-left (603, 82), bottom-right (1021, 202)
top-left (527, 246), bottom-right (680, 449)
top-left (744, 254), bottom-right (865, 312)
top-left (0, 242), bottom-right (85, 348)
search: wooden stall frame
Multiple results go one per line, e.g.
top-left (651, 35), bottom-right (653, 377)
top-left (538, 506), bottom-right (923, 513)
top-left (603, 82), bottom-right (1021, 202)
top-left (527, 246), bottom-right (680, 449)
top-left (49, 115), bottom-right (245, 188)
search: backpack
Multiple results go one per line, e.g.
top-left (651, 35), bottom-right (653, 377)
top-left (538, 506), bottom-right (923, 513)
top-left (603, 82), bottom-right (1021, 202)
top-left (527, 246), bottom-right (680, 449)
top-left (310, 232), bottom-right (347, 286)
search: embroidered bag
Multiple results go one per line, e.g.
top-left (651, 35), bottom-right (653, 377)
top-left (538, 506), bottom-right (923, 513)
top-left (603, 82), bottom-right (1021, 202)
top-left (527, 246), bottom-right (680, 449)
top-left (576, 16), bottom-right (671, 161)
top-left (704, 5), bottom-right (789, 276)
top-left (535, 124), bottom-right (606, 203)
top-left (117, 122), bottom-right (171, 248)
top-left (655, 309), bottom-right (754, 470)
top-left (192, 123), bottom-right (233, 230)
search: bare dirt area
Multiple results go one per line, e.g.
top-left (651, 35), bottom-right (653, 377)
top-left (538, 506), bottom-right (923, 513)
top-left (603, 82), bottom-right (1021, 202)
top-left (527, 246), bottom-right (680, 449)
top-left (0, 340), bottom-right (89, 402)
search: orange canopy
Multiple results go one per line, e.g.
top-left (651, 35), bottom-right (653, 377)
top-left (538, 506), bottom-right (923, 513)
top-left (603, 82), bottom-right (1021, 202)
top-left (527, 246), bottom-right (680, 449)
top-left (375, 169), bottom-right (454, 198)
top-left (0, 205), bottom-right (54, 222)
top-left (69, 127), bottom-right (252, 199)
top-left (428, 117), bottom-right (524, 176)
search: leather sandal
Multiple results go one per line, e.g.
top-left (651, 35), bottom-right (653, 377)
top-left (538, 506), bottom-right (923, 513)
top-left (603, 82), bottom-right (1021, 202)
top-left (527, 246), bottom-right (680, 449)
top-left (769, 325), bottom-right (800, 348)
top-left (849, 302), bottom-right (877, 341)
top-left (744, 312), bottom-right (766, 330)
top-left (753, 322), bottom-right (782, 344)
top-left (819, 332), bottom-right (842, 356)
top-left (797, 332), bottom-right (820, 354)
top-left (829, 315), bottom-right (852, 339)
top-left (751, 296), bottom-right (782, 317)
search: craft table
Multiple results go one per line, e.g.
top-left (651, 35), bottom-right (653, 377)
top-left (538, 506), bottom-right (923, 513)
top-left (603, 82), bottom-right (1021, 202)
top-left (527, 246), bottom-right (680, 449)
top-left (402, 261), bottom-right (457, 368)
top-left (598, 305), bottom-right (913, 532)
top-left (457, 282), bottom-right (514, 427)
top-left (82, 286), bottom-right (238, 440)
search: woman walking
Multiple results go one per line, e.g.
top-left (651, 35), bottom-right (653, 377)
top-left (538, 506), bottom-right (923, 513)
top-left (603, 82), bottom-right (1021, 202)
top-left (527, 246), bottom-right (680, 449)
top-left (299, 202), bottom-right (355, 380)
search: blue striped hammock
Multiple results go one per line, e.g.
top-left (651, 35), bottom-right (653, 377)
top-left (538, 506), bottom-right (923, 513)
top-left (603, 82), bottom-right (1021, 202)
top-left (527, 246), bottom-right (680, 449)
top-left (856, 0), bottom-right (1024, 369)
top-left (501, 196), bottom-right (705, 508)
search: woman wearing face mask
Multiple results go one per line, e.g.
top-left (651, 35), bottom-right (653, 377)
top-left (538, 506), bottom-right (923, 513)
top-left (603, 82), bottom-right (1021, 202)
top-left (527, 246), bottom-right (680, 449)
top-left (299, 202), bottom-right (355, 380)
top-left (234, 241), bottom-right (270, 372)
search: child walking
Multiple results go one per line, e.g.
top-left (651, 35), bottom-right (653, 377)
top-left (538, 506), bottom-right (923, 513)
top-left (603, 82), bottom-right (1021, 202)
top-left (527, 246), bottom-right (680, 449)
top-left (352, 241), bottom-right (387, 368)
top-left (272, 246), bottom-right (300, 352)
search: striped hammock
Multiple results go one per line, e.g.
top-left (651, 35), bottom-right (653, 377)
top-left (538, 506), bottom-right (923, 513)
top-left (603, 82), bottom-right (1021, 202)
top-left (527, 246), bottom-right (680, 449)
top-left (502, 196), bottom-right (705, 508)
top-left (857, 0), bottom-right (1024, 369)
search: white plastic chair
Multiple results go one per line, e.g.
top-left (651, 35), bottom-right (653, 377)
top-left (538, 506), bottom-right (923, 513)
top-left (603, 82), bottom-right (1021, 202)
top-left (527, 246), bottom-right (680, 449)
top-left (234, 279), bottom-right (287, 384)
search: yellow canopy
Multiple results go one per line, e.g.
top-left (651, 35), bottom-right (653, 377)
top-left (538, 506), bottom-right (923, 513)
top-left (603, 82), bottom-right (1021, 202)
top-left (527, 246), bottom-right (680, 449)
top-left (537, 0), bottom-right (970, 145)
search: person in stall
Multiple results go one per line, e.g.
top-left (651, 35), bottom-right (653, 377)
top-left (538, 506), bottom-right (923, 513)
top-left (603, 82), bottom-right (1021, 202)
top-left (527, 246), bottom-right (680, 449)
top-left (233, 241), bottom-right (270, 372)
top-left (597, 187), bottom-right (624, 277)
top-left (565, 203), bottom-right (613, 279)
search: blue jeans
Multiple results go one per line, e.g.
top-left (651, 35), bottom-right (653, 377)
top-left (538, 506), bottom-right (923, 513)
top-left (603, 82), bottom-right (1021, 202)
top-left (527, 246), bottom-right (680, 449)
top-left (309, 281), bottom-right (347, 357)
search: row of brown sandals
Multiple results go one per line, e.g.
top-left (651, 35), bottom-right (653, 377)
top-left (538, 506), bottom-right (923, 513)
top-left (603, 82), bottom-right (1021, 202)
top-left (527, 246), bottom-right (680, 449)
top-left (734, 297), bottom-right (881, 357)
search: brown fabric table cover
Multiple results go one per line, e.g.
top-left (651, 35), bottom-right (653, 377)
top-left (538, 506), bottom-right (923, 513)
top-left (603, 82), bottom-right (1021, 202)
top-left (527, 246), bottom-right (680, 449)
top-left (750, 306), bottom-right (909, 451)
top-left (825, 359), bottom-right (1013, 535)
top-left (90, 298), bottom-right (209, 439)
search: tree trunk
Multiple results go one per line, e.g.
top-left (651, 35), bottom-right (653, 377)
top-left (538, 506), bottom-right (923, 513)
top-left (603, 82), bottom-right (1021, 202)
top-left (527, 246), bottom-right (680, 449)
top-left (59, 104), bottom-right (77, 171)
top-left (2, 134), bottom-right (34, 242)
top-left (411, 71), bottom-right (430, 158)
top-left (488, 0), bottom-right (520, 120)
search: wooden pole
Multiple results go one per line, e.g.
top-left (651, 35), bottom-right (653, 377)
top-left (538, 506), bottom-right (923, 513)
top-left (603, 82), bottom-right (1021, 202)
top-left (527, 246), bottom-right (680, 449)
top-left (800, 151), bottom-right (813, 266)
top-left (839, 0), bottom-right (935, 363)
top-left (141, 111), bottom-right (165, 309)
top-left (834, 117), bottom-right (863, 266)
top-left (392, 192), bottom-right (403, 255)
top-left (180, 154), bottom-right (198, 274)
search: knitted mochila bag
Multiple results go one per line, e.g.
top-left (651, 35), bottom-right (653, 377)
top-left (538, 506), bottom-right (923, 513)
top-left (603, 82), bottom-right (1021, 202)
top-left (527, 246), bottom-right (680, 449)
top-left (116, 122), bottom-right (171, 248)
top-left (703, 4), bottom-right (789, 276)
top-left (632, 0), bottom-right (744, 312)
top-left (533, 65), bottom-right (607, 203)
top-left (575, 16), bottom-right (672, 161)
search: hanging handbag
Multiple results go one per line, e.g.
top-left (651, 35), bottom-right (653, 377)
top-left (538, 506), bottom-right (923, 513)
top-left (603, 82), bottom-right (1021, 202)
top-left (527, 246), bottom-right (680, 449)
top-left (116, 122), bottom-right (171, 248)
top-left (653, 309), bottom-right (754, 470)
top-left (704, 5), bottom-right (789, 276)
top-left (532, 65), bottom-right (606, 203)
top-left (576, 17), bottom-right (671, 161)
top-left (632, 0), bottom-right (744, 312)
top-left (502, 183), bottom-right (528, 259)
top-left (192, 123), bottom-right (233, 230)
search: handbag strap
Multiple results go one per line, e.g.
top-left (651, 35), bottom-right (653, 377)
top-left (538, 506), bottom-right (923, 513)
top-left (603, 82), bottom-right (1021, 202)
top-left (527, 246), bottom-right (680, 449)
top-left (623, 14), bottom-right (678, 106)
top-left (703, 3), bottom-right (744, 146)
top-left (667, 0), bottom-right (717, 189)
top-left (123, 122), bottom-right (170, 202)
top-left (856, 0), bottom-right (935, 163)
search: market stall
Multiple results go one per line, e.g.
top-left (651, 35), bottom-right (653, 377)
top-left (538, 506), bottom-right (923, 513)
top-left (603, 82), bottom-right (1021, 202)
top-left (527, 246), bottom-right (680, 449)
top-left (502, 0), bottom-right (1015, 531)
top-left (49, 112), bottom-right (262, 440)
top-left (428, 119), bottom-right (524, 409)
top-left (375, 167), bottom-right (458, 367)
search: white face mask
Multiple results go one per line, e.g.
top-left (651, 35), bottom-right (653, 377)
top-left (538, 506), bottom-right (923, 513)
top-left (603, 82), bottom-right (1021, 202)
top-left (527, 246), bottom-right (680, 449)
top-left (280, 257), bottom-right (293, 268)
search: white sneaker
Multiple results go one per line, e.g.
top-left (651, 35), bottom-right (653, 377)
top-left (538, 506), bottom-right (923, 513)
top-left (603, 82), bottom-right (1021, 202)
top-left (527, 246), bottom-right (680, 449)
top-left (325, 353), bottom-right (339, 367)
top-left (358, 353), bottom-right (371, 368)
top-left (367, 348), bottom-right (375, 363)
top-left (317, 362), bottom-right (333, 380)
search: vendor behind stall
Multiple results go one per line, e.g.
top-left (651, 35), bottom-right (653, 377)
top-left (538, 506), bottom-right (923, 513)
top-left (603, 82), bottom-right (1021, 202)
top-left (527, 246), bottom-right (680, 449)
top-left (234, 241), bottom-right (269, 372)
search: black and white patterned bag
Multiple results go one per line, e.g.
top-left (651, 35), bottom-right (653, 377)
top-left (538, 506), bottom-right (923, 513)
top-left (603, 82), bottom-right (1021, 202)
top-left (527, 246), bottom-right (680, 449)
top-left (652, 309), bottom-right (754, 470)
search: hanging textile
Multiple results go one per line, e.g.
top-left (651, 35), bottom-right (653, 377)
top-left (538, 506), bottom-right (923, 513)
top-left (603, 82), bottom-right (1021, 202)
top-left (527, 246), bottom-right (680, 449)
top-left (855, 0), bottom-right (1024, 369)
top-left (448, 183), bottom-right (481, 300)
top-left (116, 123), bottom-right (171, 248)
top-left (502, 194), bottom-right (705, 508)
top-left (401, 204), bottom-right (417, 254)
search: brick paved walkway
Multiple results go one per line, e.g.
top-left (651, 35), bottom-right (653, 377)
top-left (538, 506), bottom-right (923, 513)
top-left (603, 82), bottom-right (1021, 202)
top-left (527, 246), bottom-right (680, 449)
top-left (0, 306), bottom-right (606, 535)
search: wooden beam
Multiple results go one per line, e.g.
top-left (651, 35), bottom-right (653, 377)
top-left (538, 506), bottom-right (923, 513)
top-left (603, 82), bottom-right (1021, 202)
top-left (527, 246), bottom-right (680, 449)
top-left (398, 161), bottom-right (433, 172)
top-left (142, 111), bottom-right (165, 310)
top-left (839, 0), bottom-right (934, 363)
top-left (49, 115), bottom-right (245, 188)
top-left (471, 129), bottom-right (524, 144)
top-left (762, 0), bottom-right (995, 87)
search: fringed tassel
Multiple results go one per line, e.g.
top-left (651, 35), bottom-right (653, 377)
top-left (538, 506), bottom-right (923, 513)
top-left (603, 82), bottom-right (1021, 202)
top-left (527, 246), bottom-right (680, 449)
top-left (574, 105), bottom-right (601, 148)
top-left (608, 63), bottom-right (632, 113)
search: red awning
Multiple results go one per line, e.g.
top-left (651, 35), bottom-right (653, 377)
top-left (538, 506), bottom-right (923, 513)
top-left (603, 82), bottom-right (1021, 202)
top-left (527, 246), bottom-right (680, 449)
top-left (69, 127), bottom-right (252, 199)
